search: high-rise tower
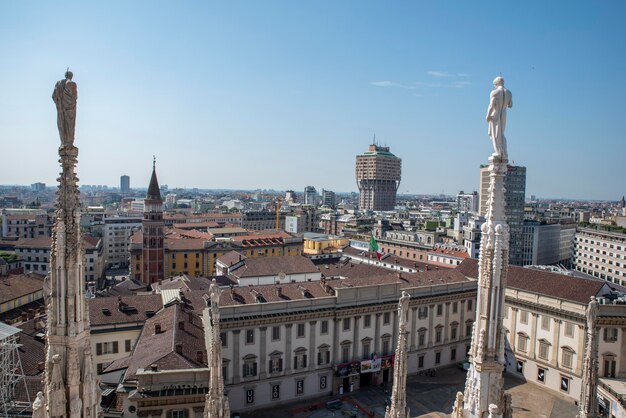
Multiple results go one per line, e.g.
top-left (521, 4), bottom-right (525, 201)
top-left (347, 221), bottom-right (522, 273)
top-left (479, 164), bottom-right (526, 265)
top-left (356, 144), bottom-right (401, 211)
top-left (38, 71), bottom-right (100, 417)
top-left (120, 175), bottom-right (130, 194)
top-left (141, 160), bottom-right (165, 284)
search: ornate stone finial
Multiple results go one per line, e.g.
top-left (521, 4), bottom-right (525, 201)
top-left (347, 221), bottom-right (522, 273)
top-left (486, 76), bottom-right (512, 160)
top-left (451, 391), bottom-right (464, 418)
top-left (488, 404), bottom-right (499, 418)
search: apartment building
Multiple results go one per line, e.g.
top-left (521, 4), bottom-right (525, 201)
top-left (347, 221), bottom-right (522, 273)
top-left (575, 228), bottom-right (626, 287)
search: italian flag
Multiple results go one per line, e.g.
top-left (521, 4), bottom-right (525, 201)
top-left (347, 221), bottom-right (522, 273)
top-left (369, 235), bottom-right (383, 261)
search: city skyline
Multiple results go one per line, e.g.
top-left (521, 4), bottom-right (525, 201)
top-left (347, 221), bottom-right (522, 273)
top-left (1, 1), bottom-right (625, 200)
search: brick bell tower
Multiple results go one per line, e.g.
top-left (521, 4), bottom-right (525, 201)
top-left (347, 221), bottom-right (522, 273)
top-left (141, 158), bottom-right (165, 284)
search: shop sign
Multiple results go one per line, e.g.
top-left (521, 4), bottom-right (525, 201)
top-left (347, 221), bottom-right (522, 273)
top-left (380, 355), bottom-right (395, 369)
top-left (336, 362), bottom-right (361, 377)
top-left (360, 358), bottom-right (382, 374)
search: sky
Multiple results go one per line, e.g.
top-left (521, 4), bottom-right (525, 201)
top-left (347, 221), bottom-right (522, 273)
top-left (1, 1), bottom-right (625, 200)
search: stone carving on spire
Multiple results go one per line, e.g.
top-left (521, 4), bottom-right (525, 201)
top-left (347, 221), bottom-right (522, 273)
top-left (385, 291), bottom-right (410, 418)
top-left (578, 296), bottom-right (600, 418)
top-left (203, 279), bottom-right (231, 418)
top-left (453, 78), bottom-right (513, 418)
top-left (37, 71), bottom-right (101, 417)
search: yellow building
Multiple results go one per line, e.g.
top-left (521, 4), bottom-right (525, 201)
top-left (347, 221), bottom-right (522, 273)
top-left (303, 232), bottom-right (349, 255)
top-left (130, 230), bottom-right (303, 281)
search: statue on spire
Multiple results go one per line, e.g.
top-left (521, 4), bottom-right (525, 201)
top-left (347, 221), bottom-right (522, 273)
top-left (52, 69), bottom-right (78, 149)
top-left (486, 76), bottom-right (513, 161)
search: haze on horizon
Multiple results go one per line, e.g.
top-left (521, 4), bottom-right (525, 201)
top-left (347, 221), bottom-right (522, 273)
top-left (1, 1), bottom-right (625, 201)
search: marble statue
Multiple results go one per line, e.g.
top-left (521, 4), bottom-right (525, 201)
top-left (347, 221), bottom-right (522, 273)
top-left (32, 392), bottom-right (45, 418)
top-left (486, 76), bottom-right (512, 160)
top-left (52, 70), bottom-right (78, 148)
top-left (579, 296), bottom-right (600, 418)
top-left (385, 291), bottom-right (411, 418)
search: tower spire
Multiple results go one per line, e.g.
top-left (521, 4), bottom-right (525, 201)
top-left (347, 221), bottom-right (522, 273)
top-left (385, 291), bottom-right (410, 418)
top-left (578, 297), bottom-right (599, 418)
top-left (452, 79), bottom-right (513, 418)
top-left (38, 71), bottom-right (100, 417)
top-left (203, 280), bottom-right (231, 418)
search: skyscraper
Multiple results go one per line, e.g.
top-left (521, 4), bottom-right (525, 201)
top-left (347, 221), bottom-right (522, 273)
top-left (141, 161), bottom-right (164, 284)
top-left (120, 174), bottom-right (130, 194)
top-left (321, 189), bottom-right (335, 208)
top-left (479, 164), bottom-right (526, 265)
top-left (304, 186), bottom-right (317, 206)
top-left (355, 144), bottom-right (401, 211)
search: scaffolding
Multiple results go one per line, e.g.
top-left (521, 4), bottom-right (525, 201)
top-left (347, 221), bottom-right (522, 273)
top-left (0, 322), bottom-right (30, 417)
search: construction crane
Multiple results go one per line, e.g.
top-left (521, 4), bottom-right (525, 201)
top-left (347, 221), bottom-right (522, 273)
top-left (275, 195), bottom-right (281, 231)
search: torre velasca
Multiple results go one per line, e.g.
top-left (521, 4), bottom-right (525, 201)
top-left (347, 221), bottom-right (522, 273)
top-left (355, 144), bottom-right (402, 211)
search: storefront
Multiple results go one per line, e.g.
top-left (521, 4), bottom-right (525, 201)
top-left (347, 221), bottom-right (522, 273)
top-left (335, 362), bottom-right (361, 395)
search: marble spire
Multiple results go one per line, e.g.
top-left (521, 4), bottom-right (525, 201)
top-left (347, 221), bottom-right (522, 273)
top-left (36, 71), bottom-right (100, 417)
top-left (203, 280), bottom-right (231, 418)
top-left (385, 291), bottom-right (411, 418)
top-left (452, 77), bottom-right (513, 418)
top-left (578, 297), bottom-right (600, 418)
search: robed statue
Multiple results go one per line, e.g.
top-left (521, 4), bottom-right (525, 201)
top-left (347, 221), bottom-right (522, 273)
top-left (52, 70), bottom-right (78, 148)
top-left (486, 76), bottom-right (512, 160)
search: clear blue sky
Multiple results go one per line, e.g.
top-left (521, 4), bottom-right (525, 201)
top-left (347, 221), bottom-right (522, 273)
top-left (1, 1), bottom-right (624, 200)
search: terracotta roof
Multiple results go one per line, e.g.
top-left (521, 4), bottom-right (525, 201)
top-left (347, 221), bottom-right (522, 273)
top-left (173, 221), bottom-right (220, 229)
top-left (0, 273), bottom-right (44, 304)
top-left (82, 234), bottom-right (101, 250)
top-left (429, 247), bottom-right (469, 258)
top-left (16, 317), bottom-right (47, 376)
top-left (166, 238), bottom-right (207, 251)
top-left (220, 259), bottom-right (471, 306)
top-left (216, 251), bottom-right (246, 266)
top-left (456, 258), bottom-right (606, 304)
top-left (231, 255), bottom-right (318, 279)
top-left (89, 294), bottom-right (163, 326)
top-left (123, 302), bottom-right (206, 381)
top-left (168, 227), bottom-right (213, 241)
top-left (15, 237), bottom-right (52, 249)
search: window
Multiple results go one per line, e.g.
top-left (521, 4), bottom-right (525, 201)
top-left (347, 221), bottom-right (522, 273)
top-left (418, 329), bottom-right (427, 347)
top-left (435, 351), bottom-right (441, 364)
top-left (269, 353), bottom-right (283, 374)
top-left (362, 339), bottom-right (371, 359)
top-left (436, 304), bottom-right (443, 316)
top-left (341, 343), bottom-right (351, 363)
top-left (517, 334), bottom-right (528, 352)
top-left (560, 376), bottom-right (570, 393)
top-left (297, 323), bottom-right (306, 338)
top-left (435, 326), bottom-right (443, 344)
top-left (604, 328), bottom-right (618, 342)
top-left (418, 355), bottom-right (424, 368)
top-left (125, 339), bottom-right (132, 352)
top-left (466, 321), bottom-right (473, 338)
top-left (293, 348), bottom-right (308, 370)
top-left (538, 340), bottom-right (550, 361)
top-left (418, 306), bottom-right (428, 319)
top-left (96, 341), bottom-right (118, 355)
top-left (537, 367), bottom-right (546, 383)
top-left (564, 322), bottom-right (574, 337)
top-left (520, 310), bottom-right (528, 324)
top-left (450, 324), bottom-right (458, 340)
top-left (171, 410), bottom-right (187, 418)
top-left (243, 356), bottom-right (258, 377)
top-left (363, 315), bottom-right (371, 328)
top-left (451, 348), bottom-right (457, 361)
top-left (561, 348), bottom-right (574, 369)
top-left (516, 360), bottom-right (524, 374)
top-left (382, 335), bottom-right (391, 355)
top-left (220, 332), bottom-right (227, 347)
top-left (467, 299), bottom-right (473, 311)
top-left (452, 301), bottom-right (458, 314)
top-left (245, 330), bottom-right (254, 345)
top-left (541, 315), bottom-right (551, 331)
top-left (317, 345), bottom-right (331, 365)
top-left (321, 320), bottom-right (329, 334)
top-left (272, 326), bottom-right (281, 341)
top-left (343, 318), bottom-right (351, 331)
top-left (383, 312), bottom-right (391, 325)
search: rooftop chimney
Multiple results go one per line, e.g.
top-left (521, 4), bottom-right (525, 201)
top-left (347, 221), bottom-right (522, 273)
top-left (276, 287), bottom-right (282, 298)
top-left (175, 344), bottom-right (183, 354)
top-left (155, 324), bottom-right (162, 334)
top-left (178, 321), bottom-right (185, 330)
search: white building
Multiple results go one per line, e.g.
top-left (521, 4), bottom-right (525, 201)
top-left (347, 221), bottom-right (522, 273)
top-left (521, 221), bottom-right (576, 267)
top-left (103, 215), bottom-right (142, 268)
top-left (456, 191), bottom-right (479, 214)
top-left (574, 228), bottom-right (626, 287)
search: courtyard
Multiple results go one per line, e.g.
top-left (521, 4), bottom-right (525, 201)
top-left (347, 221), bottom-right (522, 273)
top-left (242, 366), bottom-right (579, 418)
